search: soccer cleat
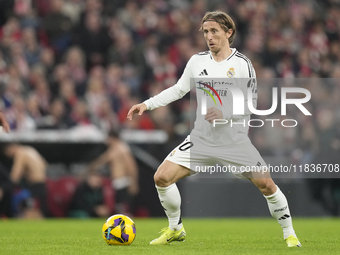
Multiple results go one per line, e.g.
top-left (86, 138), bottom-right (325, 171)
top-left (150, 226), bottom-right (186, 245)
top-left (285, 235), bottom-right (301, 247)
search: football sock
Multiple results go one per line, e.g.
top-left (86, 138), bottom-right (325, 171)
top-left (156, 184), bottom-right (183, 231)
top-left (264, 185), bottom-right (296, 239)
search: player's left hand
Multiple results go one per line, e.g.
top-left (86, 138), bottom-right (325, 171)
top-left (205, 107), bottom-right (223, 123)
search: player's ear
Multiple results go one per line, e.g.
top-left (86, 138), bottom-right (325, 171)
top-left (226, 28), bottom-right (233, 39)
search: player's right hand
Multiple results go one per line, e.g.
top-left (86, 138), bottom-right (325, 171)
top-left (127, 103), bottom-right (147, 121)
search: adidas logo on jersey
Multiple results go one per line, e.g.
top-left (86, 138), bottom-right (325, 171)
top-left (199, 69), bottom-right (208, 76)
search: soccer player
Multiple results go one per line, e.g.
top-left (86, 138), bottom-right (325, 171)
top-left (127, 11), bottom-right (301, 247)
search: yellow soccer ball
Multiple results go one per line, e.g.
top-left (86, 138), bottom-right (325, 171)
top-left (102, 214), bottom-right (136, 245)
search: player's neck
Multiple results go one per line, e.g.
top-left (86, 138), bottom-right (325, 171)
top-left (211, 47), bottom-right (232, 62)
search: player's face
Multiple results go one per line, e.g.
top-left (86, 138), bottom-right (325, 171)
top-left (202, 21), bottom-right (232, 53)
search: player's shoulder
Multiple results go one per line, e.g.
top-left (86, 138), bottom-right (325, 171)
top-left (232, 50), bottom-right (255, 77)
top-left (195, 51), bottom-right (210, 56)
top-left (186, 51), bottom-right (211, 67)
top-left (189, 51), bottom-right (211, 63)
top-left (191, 51), bottom-right (211, 60)
top-left (233, 51), bottom-right (253, 65)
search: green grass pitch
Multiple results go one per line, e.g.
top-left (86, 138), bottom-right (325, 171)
top-left (0, 218), bottom-right (339, 255)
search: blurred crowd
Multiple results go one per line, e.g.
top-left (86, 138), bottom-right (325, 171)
top-left (0, 0), bottom-right (340, 163)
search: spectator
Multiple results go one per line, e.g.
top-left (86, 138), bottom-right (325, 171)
top-left (50, 64), bottom-right (69, 97)
top-left (39, 47), bottom-right (55, 80)
top-left (64, 46), bottom-right (87, 89)
top-left (74, 11), bottom-right (111, 69)
top-left (70, 99), bottom-right (91, 126)
top-left (26, 93), bottom-right (42, 122)
top-left (68, 172), bottom-right (110, 218)
top-left (9, 42), bottom-right (30, 78)
top-left (62, 0), bottom-right (84, 26)
top-left (0, 0), bottom-right (14, 26)
top-left (43, 0), bottom-right (72, 54)
top-left (22, 27), bottom-right (41, 66)
top-left (59, 78), bottom-right (78, 114)
top-left (2, 143), bottom-right (49, 217)
top-left (0, 111), bottom-right (10, 132)
top-left (5, 96), bottom-right (36, 131)
top-left (78, 0), bottom-right (103, 26)
top-left (94, 97), bottom-right (120, 133)
top-left (85, 77), bottom-right (106, 117)
top-left (107, 29), bottom-right (146, 89)
top-left (0, 17), bottom-right (22, 46)
top-left (33, 77), bottom-right (50, 114)
top-left (37, 97), bottom-right (72, 129)
top-left (88, 130), bottom-right (139, 215)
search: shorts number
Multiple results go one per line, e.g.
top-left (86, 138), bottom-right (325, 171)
top-left (179, 141), bottom-right (193, 151)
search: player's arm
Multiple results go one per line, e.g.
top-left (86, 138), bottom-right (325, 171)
top-left (205, 107), bottom-right (224, 123)
top-left (10, 152), bottom-right (25, 184)
top-left (127, 85), bottom-right (189, 121)
top-left (0, 112), bottom-right (10, 133)
top-left (87, 151), bottom-right (111, 172)
top-left (127, 56), bottom-right (194, 120)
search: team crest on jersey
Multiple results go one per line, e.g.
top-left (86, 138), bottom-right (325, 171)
top-left (227, 67), bottom-right (235, 78)
top-left (169, 150), bottom-right (176, 157)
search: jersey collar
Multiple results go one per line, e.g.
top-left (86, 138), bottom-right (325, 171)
top-left (209, 48), bottom-right (237, 63)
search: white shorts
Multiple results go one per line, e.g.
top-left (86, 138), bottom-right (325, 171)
top-left (165, 135), bottom-right (267, 179)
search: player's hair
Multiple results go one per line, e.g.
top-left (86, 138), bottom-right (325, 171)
top-left (200, 11), bottom-right (237, 45)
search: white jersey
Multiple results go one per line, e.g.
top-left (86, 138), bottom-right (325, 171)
top-left (144, 48), bottom-right (257, 146)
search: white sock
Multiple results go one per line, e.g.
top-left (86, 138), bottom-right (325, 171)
top-left (156, 184), bottom-right (183, 231)
top-left (264, 185), bottom-right (296, 239)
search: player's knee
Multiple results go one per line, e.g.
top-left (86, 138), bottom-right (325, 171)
top-left (154, 166), bottom-right (171, 187)
top-left (254, 179), bottom-right (276, 196)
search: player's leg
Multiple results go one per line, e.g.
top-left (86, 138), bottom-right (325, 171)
top-left (154, 160), bottom-right (190, 229)
top-left (249, 173), bottom-right (301, 247)
top-left (154, 159), bottom-right (191, 187)
top-left (150, 160), bottom-right (190, 245)
top-left (150, 135), bottom-right (204, 245)
top-left (221, 141), bottom-right (300, 247)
